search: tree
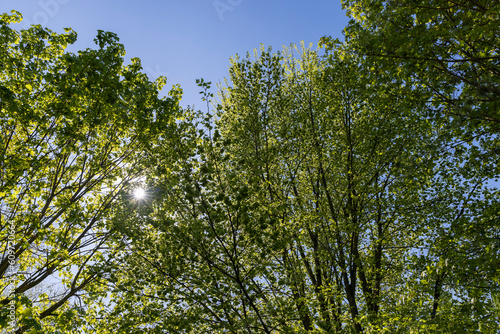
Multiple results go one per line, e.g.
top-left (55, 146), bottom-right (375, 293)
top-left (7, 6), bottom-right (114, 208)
top-left (88, 43), bottom-right (498, 333)
top-left (3, 3), bottom-right (496, 332)
top-left (341, 0), bottom-right (500, 130)
top-left (0, 11), bottom-right (180, 333)
top-left (338, 1), bottom-right (500, 330)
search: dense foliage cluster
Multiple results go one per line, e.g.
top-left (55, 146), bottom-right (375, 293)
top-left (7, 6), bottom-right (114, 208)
top-left (0, 10), bottom-right (180, 333)
top-left (1, 1), bottom-right (499, 333)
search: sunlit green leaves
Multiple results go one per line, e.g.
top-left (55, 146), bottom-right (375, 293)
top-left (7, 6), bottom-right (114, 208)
top-left (92, 40), bottom-right (482, 333)
top-left (0, 10), bottom-right (179, 333)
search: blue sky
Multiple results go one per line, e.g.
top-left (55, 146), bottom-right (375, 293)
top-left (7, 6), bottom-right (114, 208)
top-left (1, 0), bottom-right (350, 107)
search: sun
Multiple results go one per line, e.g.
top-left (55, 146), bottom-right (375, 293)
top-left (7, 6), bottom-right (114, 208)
top-left (133, 188), bottom-right (146, 200)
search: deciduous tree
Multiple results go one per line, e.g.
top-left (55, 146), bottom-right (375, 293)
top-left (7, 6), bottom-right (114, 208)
top-left (341, 0), bottom-right (500, 130)
top-left (89, 43), bottom-right (499, 333)
top-left (0, 11), bottom-right (179, 333)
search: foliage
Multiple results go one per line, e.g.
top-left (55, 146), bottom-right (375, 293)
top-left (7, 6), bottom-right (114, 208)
top-left (1, 3), bottom-right (500, 332)
top-left (341, 0), bottom-right (500, 131)
top-left (0, 10), bottom-right (179, 333)
top-left (87, 43), bottom-right (499, 332)
top-left (337, 1), bottom-right (500, 330)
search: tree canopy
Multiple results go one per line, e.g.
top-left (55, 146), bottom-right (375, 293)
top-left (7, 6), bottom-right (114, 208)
top-left (1, 2), bottom-right (500, 333)
top-left (0, 10), bottom-right (180, 333)
top-left (341, 0), bottom-right (500, 130)
top-left (87, 44), bottom-right (499, 333)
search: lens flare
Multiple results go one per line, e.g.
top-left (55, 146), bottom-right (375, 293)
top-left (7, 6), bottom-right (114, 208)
top-left (133, 188), bottom-right (145, 199)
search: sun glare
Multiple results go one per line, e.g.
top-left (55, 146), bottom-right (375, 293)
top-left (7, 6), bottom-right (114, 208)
top-left (133, 188), bottom-right (146, 200)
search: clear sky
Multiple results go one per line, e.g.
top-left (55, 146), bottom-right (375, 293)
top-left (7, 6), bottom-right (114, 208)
top-left (1, 0), bottom-right (350, 107)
